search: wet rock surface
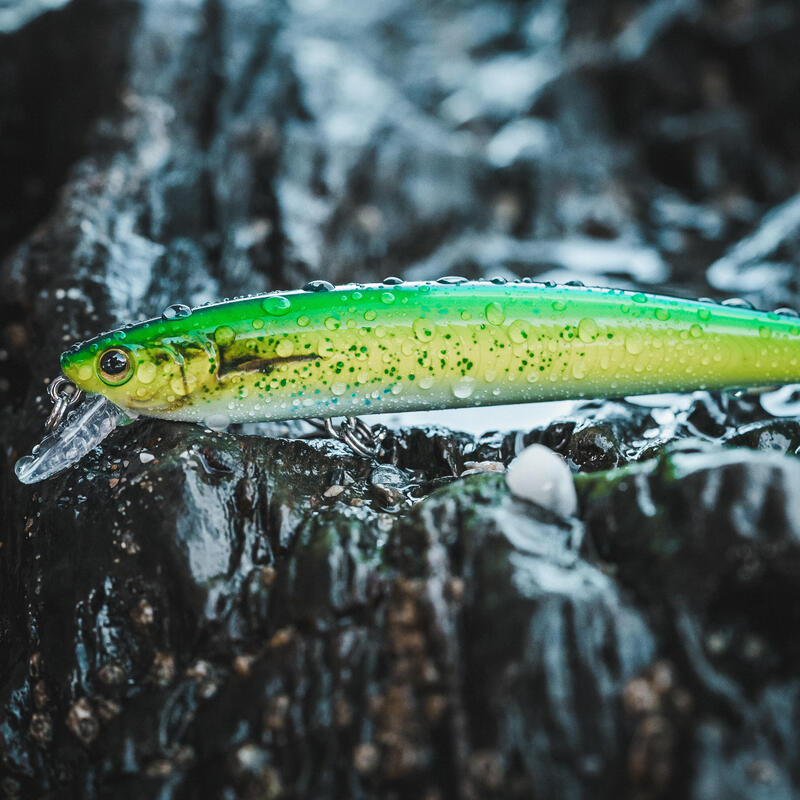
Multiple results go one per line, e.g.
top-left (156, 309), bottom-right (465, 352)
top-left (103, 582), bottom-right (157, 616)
top-left (2, 0), bottom-right (800, 797)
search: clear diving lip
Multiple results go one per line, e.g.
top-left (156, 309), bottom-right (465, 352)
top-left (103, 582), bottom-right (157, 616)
top-left (15, 395), bottom-right (133, 484)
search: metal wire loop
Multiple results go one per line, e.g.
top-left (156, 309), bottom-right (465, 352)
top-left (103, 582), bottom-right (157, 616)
top-left (306, 416), bottom-right (387, 458)
top-left (45, 376), bottom-right (84, 432)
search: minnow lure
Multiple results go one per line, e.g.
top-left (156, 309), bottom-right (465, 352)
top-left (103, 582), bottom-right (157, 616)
top-left (15, 279), bottom-right (800, 482)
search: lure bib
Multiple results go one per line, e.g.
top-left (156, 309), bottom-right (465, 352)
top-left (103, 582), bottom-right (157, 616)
top-left (59, 281), bottom-right (800, 426)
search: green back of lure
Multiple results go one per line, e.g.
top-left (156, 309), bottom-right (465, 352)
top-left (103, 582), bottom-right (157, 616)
top-left (60, 281), bottom-right (800, 426)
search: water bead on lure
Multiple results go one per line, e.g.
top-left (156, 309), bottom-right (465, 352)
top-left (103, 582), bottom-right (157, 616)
top-left (15, 279), bottom-right (800, 483)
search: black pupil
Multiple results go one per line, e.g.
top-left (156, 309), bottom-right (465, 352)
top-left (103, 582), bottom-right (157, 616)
top-left (100, 350), bottom-right (128, 375)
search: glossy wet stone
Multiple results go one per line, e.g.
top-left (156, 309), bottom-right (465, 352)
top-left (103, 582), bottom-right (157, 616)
top-left (578, 447), bottom-right (800, 796)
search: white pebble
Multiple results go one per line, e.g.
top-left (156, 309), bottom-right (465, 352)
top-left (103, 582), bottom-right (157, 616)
top-left (506, 444), bottom-right (577, 517)
top-left (139, 452), bottom-right (155, 464)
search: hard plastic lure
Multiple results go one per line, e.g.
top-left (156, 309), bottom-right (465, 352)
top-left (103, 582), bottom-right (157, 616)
top-left (15, 279), bottom-right (800, 482)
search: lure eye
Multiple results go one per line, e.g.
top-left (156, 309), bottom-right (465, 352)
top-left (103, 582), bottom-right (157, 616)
top-left (98, 348), bottom-right (134, 385)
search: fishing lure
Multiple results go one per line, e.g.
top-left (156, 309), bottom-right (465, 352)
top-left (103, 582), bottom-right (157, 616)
top-left (15, 278), bottom-right (800, 483)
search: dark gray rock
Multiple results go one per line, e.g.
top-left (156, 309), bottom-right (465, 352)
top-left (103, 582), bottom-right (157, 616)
top-left (384, 475), bottom-right (654, 800)
top-left (579, 447), bottom-right (800, 798)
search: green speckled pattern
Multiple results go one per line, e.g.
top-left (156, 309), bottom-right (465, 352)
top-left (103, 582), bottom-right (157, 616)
top-left (60, 281), bottom-right (800, 426)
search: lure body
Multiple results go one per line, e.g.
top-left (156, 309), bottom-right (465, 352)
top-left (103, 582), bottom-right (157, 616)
top-left (60, 281), bottom-right (800, 426)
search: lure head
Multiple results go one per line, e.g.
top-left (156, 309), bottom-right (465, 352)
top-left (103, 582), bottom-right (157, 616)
top-left (60, 324), bottom-right (217, 419)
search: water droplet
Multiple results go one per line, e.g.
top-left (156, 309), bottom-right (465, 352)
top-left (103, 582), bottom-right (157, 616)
top-left (380, 292), bottom-right (395, 305)
top-left (331, 381), bottom-right (347, 396)
top-left (697, 308), bottom-right (711, 321)
top-left (205, 413), bottom-right (230, 431)
top-left (276, 339), bottom-right (294, 357)
top-left (654, 308), bottom-right (670, 322)
top-left (318, 339), bottom-right (335, 358)
top-left (391, 383), bottom-right (403, 395)
top-left (759, 326), bottom-right (772, 339)
top-left (490, 277), bottom-right (507, 285)
top-left (721, 297), bottom-right (755, 310)
top-left (419, 375), bottom-right (434, 389)
top-left (297, 315), bottom-right (310, 327)
top-left (357, 370), bottom-right (369, 383)
top-left (570, 357), bottom-right (587, 379)
top-left (324, 316), bottom-right (340, 331)
top-left (625, 331), bottom-right (643, 355)
top-left (252, 318), bottom-right (265, 330)
top-left (262, 295), bottom-right (291, 316)
top-left (552, 300), bottom-right (567, 312)
top-left (214, 326), bottom-right (236, 346)
top-left (78, 364), bottom-right (93, 381)
top-left (436, 276), bottom-right (467, 284)
top-left (138, 362), bottom-right (157, 384)
top-left (14, 455), bottom-right (36, 481)
top-left (452, 377), bottom-right (476, 399)
top-left (544, 280), bottom-right (556, 288)
top-left (383, 276), bottom-right (403, 285)
top-left (577, 318), bottom-right (598, 343)
top-left (690, 324), bottom-right (703, 338)
top-left (375, 326), bottom-right (387, 338)
top-left (303, 280), bottom-right (334, 292)
top-left (485, 302), bottom-right (505, 325)
top-left (161, 303), bottom-right (191, 320)
top-left (171, 377), bottom-right (188, 396)
top-left (775, 307), bottom-right (799, 317)
top-left (364, 309), bottom-right (377, 321)
top-left (564, 280), bottom-right (585, 287)
top-left (508, 320), bottom-right (528, 343)
top-left (632, 293), bottom-right (647, 304)
top-left (412, 317), bottom-right (434, 341)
